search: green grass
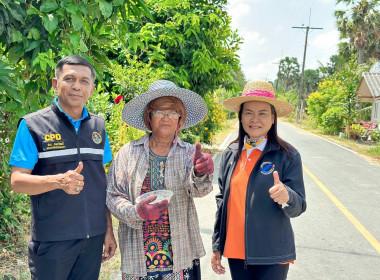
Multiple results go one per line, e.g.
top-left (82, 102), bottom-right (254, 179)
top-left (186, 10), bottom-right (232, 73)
top-left (0, 243), bottom-right (30, 279)
top-left (99, 217), bottom-right (121, 279)
top-left (0, 220), bottom-right (30, 279)
top-left (362, 144), bottom-right (380, 158)
top-left (0, 217), bottom-right (120, 280)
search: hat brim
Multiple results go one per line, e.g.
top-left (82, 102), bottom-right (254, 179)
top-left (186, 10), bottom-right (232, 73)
top-left (223, 96), bottom-right (294, 117)
top-left (122, 88), bottom-right (208, 131)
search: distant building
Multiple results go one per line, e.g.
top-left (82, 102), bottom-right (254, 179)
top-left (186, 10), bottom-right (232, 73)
top-left (357, 64), bottom-right (380, 123)
top-left (370, 61), bottom-right (380, 73)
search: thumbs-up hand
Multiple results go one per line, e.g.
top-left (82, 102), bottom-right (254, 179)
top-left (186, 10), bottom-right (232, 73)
top-left (193, 143), bottom-right (214, 176)
top-left (74, 161), bottom-right (83, 174)
top-left (59, 162), bottom-right (85, 195)
top-left (268, 171), bottom-right (289, 205)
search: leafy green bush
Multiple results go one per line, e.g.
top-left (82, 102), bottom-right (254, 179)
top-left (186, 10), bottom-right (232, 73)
top-left (321, 106), bottom-right (346, 134)
top-left (306, 59), bottom-right (368, 133)
top-left (121, 0), bottom-right (242, 97)
top-left (349, 124), bottom-right (366, 138)
top-left (370, 129), bottom-right (380, 142)
top-left (183, 91), bottom-right (227, 144)
top-left (179, 130), bottom-right (198, 144)
top-left (87, 91), bottom-right (146, 157)
top-left (276, 88), bottom-right (298, 109)
top-left (0, 116), bottom-right (30, 243)
top-left (107, 56), bottom-right (167, 103)
top-left (0, 186), bottom-right (30, 243)
top-left (105, 96), bottom-right (145, 155)
top-left (307, 80), bottom-right (341, 125)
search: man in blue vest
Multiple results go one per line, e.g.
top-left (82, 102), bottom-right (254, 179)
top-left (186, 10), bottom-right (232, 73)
top-left (9, 55), bottom-right (117, 279)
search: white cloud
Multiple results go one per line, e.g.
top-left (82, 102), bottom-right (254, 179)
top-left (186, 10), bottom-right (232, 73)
top-left (237, 30), bottom-right (268, 73)
top-left (227, 2), bottom-right (252, 30)
top-left (306, 30), bottom-right (339, 68)
top-left (312, 30), bottom-right (339, 50)
top-left (243, 58), bottom-right (279, 81)
top-left (239, 30), bottom-right (267, 50)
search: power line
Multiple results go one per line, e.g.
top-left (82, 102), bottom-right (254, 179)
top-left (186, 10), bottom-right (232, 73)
top-left (306, 8), bottom-right (380, 68)
top-left (305, 46), bottom-right (338, 68)
top-left (311, 0), bottom-right (321, 13)
top-left (292, 9), bottom-right (323, 123)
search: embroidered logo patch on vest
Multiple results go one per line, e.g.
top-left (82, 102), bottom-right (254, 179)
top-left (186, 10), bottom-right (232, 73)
top-left (92, 132), bottom-right (102, 144)
top-left (42, 133), bottom-right (66, 151)
top-left (260, 162), bottom-right (275, 175)
top-left (44, 133), bottom-right (62, 141)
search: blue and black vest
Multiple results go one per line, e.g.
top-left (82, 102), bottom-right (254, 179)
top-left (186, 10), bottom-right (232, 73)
top-left (22, 101), bottom-right (107, 242)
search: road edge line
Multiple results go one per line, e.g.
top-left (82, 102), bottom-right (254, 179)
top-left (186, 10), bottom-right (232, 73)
top-left (212, 124), bottom-right (237, 160)
top-left (280, 121), bottom-right (357, 155)
top-left (303, 164), bottom-right (380, 254)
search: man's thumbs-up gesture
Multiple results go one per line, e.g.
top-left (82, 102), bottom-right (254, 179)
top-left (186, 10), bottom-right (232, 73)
top-left (193, 143), bottom-right (214, 176)
top-left (268, 171), bottom-right (289, 205)
top-left (59, 161), bottom-right (85, 195)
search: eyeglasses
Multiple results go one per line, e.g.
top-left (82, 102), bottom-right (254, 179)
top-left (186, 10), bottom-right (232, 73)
top-left (151, 110), bottom-right (181, 120)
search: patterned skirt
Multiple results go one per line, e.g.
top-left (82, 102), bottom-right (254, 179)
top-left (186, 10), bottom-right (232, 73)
top-left (121, 259), bottom-right (201, 280)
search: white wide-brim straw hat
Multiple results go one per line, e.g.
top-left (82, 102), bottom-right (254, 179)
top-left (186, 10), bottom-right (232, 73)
top-left (122, 80), bottom-right (208, 131)
top-left (223, 81), bottom-right (294, 117)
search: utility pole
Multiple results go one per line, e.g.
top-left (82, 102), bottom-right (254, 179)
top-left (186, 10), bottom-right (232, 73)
top-left (273, 50), bottom-right (283, 90)
top-left (293, 14), bottom-right (322, 123)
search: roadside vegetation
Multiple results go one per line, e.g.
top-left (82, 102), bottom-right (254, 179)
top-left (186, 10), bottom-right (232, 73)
top-left (287, 115), bottom-right (380, 165)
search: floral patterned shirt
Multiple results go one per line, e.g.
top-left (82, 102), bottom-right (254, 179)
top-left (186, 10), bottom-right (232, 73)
top-left (143, 151), bottom-right (173, 276)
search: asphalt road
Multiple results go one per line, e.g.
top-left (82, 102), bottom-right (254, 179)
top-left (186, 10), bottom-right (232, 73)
top-left (115, 121), bottom-right (380, 279)
top-left (278, 121), bottom-right (380, 280)
top-left (196, 121), bottom-right (380, 280)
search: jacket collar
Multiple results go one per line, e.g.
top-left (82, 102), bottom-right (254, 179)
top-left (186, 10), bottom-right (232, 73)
top-left (228, 139), bottom-right (281, 156)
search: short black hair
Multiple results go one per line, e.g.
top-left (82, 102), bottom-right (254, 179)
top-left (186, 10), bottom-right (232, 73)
top-left (55, 55), bottom-right (96, 80)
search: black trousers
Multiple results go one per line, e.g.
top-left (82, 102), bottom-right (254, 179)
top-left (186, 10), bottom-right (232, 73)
top-left (28, 234), bottom-right (105, 280)
top-left (228, 258), bottom-right (289, 280)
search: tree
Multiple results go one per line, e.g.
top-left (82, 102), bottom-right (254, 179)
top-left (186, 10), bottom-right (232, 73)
top-left (303, 69), bottom-right (321, 98)
top-left (306, 59), bottom-right (371, 134)
top-left (0, 0), bottom-right (151, 91)
top-left (0, 0), bottom-right (153, 245)
top-left (0, 0), bottom-right (154, 128)
top-left (113, 0), bottom-right (242, 97)
top-left (318, 54), bottom-right (345, 79)
top-left (278, 56), bottom-right (300, 91)
top-left (335, 0), bottom-right (380, 64)
top-left (230, 66), bottom-right (247, 92)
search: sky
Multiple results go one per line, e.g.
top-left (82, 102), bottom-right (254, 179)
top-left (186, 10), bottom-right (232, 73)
top-left (227, 0), bottom-right (342, 82)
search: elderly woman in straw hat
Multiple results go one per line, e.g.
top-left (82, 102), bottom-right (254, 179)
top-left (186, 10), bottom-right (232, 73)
top-left (106, 80), bottom-right (214, 280)
top-left (211, 81), bottom-right (306, 280)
